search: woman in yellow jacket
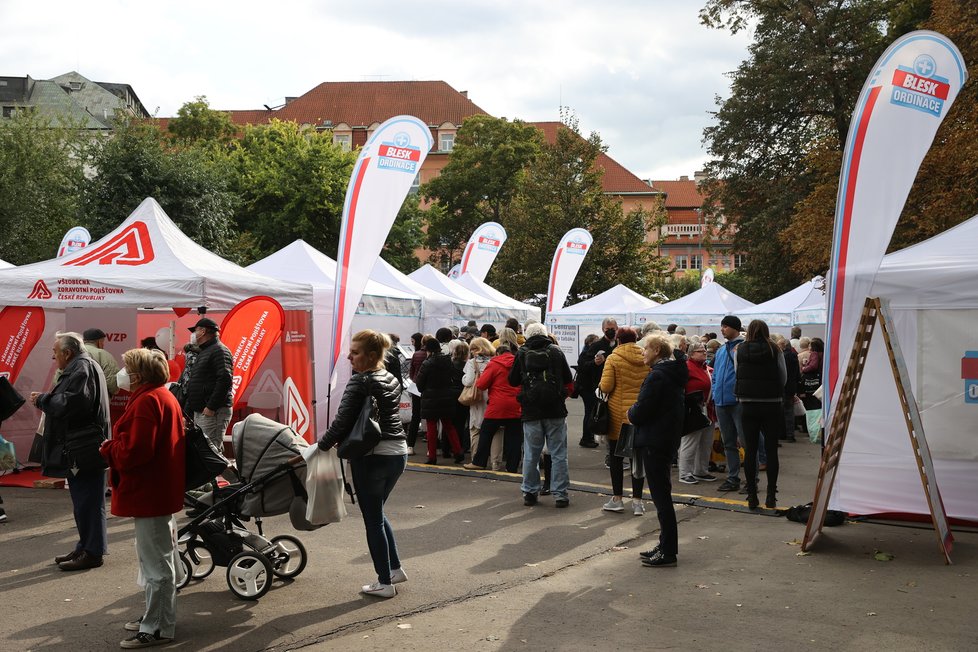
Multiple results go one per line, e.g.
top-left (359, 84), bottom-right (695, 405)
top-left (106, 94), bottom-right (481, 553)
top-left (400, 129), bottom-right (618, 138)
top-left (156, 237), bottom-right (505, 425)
top-left (598, 327), bottom-right (649, 515)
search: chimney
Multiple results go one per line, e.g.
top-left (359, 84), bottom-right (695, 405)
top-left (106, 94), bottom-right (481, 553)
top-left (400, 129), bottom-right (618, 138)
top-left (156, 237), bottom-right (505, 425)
top-left (679, 175), bottom-right (689, 181)
top-left (460, 90), bottom-right (468, 98)
top-left (693, 169), bottom-right (708, 185)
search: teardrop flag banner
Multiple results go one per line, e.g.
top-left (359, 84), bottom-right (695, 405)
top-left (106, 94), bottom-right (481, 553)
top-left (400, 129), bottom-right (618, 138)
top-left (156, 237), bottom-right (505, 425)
top-left (701, 268), bottom-right (715, 287)
top-left (329, 115), bottom-right (433, 381)
top-left (824, 30), bottom-right (966, 426)
top-left (57, 226), bottom-right (91, 258)
top-left (459, 222), bottom-right (507, 282)
top-left (546, 228), bottom-right (593, 314)
top-left (0, 306), bottom-right (46, 383)
top-left (221, 296), bottom-right (285, 408)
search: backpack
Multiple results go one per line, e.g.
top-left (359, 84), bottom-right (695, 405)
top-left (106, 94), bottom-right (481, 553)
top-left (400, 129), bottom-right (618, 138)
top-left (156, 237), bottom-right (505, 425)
top-left (519, 346), bottom-right (565, 411)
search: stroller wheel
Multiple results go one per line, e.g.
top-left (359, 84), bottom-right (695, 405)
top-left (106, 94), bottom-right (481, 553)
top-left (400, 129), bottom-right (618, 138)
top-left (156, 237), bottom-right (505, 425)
top-left (269, 535), bottom-right (308, 579)
top-left (176, 553), bottom-right (192, 590)
top-left (186, 541), bottom-right (215, 579)
top-left (226, 551), bottom-right (273, 600)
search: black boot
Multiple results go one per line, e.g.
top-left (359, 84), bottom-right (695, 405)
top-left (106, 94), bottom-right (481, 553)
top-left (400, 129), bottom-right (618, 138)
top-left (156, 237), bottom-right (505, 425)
top-left (765, 488), bottom-right (777, 509)
top-left (541, 454), bottom-right (552, 495)
top-left (746, 480), bottom-right (759, 509)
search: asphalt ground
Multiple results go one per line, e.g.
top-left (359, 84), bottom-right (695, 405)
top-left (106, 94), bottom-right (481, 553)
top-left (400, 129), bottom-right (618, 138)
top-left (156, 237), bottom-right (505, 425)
top-left (2, 399), bottom-right (976, 651)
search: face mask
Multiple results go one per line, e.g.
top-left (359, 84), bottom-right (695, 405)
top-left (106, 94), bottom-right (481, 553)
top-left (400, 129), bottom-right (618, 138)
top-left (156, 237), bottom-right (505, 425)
top-left (605, 328), bottom-right (617, 340)
top-left (117, 368), bottom-right (132, 392)
top-left (190, 333), bottom-right (198, 346)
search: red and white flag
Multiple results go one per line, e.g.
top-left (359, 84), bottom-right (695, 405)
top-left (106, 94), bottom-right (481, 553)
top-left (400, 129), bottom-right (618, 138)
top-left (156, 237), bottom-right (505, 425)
top-left (458, 222), bottom-right (507, 282)
top-left (0, 306), bottom-right (46, 383)
top-left (57, 226), bottom-right (91, 258)
top-left (825, 30), bottom-right (966, 421)
top-left (221, 296), bottom-right (285, 408)
top-left (330, 116), bottom-right (433, 380)
top-left (546, 228), bottom-right (593, 314)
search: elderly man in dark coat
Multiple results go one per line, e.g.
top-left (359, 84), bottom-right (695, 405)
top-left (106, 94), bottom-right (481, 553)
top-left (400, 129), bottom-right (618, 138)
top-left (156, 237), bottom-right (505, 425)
top-left (32, 331), bottom-right (111, 571)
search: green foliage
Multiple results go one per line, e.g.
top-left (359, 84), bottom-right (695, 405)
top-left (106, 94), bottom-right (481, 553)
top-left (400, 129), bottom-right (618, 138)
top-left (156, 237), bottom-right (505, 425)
top-left (422, 115), bottom-right (541, 268)
top-left (84, 119), bottom-right (238, 255)
top-left (383, 196), bottom-right (429, 273)
top-left (166, 96), bottom-right (237, 145)
top-left (0, 111), bottom-right (88, 264)
top-left (228, 119), bottom-right (356, 257)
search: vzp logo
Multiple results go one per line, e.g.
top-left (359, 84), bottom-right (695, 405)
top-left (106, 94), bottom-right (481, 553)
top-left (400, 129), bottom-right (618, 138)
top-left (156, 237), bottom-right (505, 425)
top-left (28, 280), bottom-right (52, 300)
top-left (63, 222), bottom-right (155, 266)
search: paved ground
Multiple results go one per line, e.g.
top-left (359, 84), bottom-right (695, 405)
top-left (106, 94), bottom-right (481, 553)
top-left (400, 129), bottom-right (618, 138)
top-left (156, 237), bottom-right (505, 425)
top-left (2, 400), bottom-right (976, 651)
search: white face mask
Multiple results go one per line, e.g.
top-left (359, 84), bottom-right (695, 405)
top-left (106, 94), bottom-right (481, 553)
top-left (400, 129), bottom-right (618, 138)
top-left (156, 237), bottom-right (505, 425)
top-left (190, 333), bottom-right (198, 346)
top-left (117, 368), bottom-right (132, 392)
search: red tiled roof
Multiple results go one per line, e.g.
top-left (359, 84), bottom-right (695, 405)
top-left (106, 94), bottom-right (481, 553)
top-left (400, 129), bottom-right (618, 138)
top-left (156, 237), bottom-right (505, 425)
top-left (530, 122), bottom-right (655, 195)
top-left (648, 179), bottom-right (705, 208)
top-left (667, 208), bottom-right (702, 224)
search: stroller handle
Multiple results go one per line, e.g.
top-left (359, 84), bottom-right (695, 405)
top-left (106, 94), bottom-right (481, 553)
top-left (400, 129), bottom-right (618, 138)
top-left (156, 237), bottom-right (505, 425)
top-left (286, 454), bottom-right (304, 466)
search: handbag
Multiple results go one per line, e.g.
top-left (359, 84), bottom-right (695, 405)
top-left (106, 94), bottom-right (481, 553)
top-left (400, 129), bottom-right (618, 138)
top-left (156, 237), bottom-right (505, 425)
top-left (458, 361), bottom-right (483, 407)
top-left (64, 423), bottom-right (108, 474)
top-left (682, 391), bottom-right (711, 435)
top-left (0, 376), bottom-right (26, 422)
top-left (184, 414), bottom-right (229, 490)
top-left (799, 371), bottom-right (821, 394)
top-left (336, 377), bottom-right (383, 459)
top-left (590, 390), bottom-right (610, 436)
top-left (614, 423), bottom-right (634, 458)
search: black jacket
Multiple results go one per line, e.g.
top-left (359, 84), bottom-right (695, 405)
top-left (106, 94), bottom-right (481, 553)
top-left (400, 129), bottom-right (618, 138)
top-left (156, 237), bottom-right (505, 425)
top-left (508, 335), bottom-right (573, 421)
top-left (735, 341), bottom-right (782, 400)
top-left (576, 337), bottom-right (615, 391)
top-left (319, 369), bottom-right (405, 450)
top-left (416, 352), bottom-right (458, 419)
top-left (628, 357), bottom-right (688, 453)
top-left (184, 337), bottom-right (234, 413)
top-left (783, 347), bottom-right (800, 399)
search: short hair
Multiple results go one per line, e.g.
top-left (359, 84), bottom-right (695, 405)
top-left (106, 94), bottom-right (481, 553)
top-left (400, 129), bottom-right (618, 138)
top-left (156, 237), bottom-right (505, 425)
top-left (790, 326), bottom-right (802, 339)
top-left (497, 327), bottom-right (519, 353)
top-left (55, 332), bottom-right (85, 357)
top-left (669, 334), bottom-right (687, 351)
top-left (688, 340), bottom-right (706, 354)
top-left (616, 326), bottom-right (638, 344)
top-left (675, 326), bottom-right (687, 335)
top-left (601, 317), bottom-right (618, 329)
top-left (352, 329), bottom-right (392, 363)
top-left (435, 327), bottom-right (453, 343)
top-left (641, 333), bottom-right (672, 362)
top-left (469, 337), bottom-right (495, 357)
top-left (640, 321), bottom-right (661, 337)
top-left (707, 339), bottom-right (721, 351)
top-left (388, 333), bottom-right (400, 345)
top-left (799, 336), bottom-right (811, 350)
top-left (667, 323), bottom-right (677, 334)
top-left (524, 322), bottom-right (548, 339)
top-left (481, 324), bottom-right (497, 337)
top-left (122, 348), bottom-right (169, 386)
top-left (583, 333), bottom-right (600, 348)
top-left (424, 338), bottom-right (441, 353)
top-left (452, 341), bottom-right (469, 364)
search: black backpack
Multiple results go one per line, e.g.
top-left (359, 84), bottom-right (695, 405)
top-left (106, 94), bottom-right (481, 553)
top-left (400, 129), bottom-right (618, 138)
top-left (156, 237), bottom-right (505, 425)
top-left (519, 346), bottom-right (565, 411)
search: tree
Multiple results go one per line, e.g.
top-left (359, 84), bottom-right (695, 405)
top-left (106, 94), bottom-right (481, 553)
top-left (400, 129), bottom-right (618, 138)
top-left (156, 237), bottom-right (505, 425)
top-left (228, 119), bottom-right (356, 259)
top-left (166, 96), bottom-right (237, 146)
top-left (422, 115), bottom-right (541, 269)
top-left (383, 196), bottom-right (431, 273)
top-left (491, 119), bottom-right (668, 302)
top-left (84, 119), bottom-right (238, 256)
top-left (700, 0), bottom-right (907, 300)
top-left (0, 111), bottom-right (88, 264)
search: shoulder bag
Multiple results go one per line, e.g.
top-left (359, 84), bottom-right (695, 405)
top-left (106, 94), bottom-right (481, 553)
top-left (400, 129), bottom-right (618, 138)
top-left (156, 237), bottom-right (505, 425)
top-left (590, 389), bottom-right (610, 437)
top-left (336, 376), bottom-right (383, 459)
top-left (682, 390), bottom-right (712, 435)
top-left (614, 423), bottom-right (634, 458)
top-left (458, 361), bottom-right (483, 407)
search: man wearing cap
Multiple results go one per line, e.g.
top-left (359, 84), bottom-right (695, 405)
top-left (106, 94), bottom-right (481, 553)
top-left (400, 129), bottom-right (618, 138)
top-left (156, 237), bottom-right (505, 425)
top-left (712, 315), bottom-right (745, 492)
top-left (184, 318), bottom-right (234, 449)
top-left (80, 328), bottom-right (121, 396)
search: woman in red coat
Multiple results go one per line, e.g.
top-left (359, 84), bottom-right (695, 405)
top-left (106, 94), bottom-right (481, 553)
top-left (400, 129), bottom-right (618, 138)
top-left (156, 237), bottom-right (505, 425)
top-left (100, 348), bottom-right (185, 649)
top-left (463, 339), bottom-right (523, 473)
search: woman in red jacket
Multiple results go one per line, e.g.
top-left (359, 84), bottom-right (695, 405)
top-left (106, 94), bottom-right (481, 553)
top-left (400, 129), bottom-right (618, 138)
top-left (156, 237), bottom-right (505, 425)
top-left (100, 348), bottom-right (185, 649)
top-left (463, 339), bottom-right (523, 473)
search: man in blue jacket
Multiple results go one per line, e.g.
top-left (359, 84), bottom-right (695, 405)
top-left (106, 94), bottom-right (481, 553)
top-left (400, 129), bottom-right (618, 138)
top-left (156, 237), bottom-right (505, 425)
top-left (712, 316), bottom-right (744, 492)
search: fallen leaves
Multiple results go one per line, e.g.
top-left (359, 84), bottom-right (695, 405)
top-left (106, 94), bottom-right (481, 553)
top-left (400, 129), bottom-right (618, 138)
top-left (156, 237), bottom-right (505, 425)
top-left (873, 550), bottom-right (895, 562)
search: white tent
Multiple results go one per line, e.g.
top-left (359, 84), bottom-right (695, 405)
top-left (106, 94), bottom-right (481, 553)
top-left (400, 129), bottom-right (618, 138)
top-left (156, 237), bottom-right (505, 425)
top-left (0, 258), bottom-right (13, 269)
top-left (737, 277), bottom-right (826, 340)
top-left (408, 264), bottom-right (527, 326)
top-left (546, 284), bottom-right (658, 360)
top-left (829, 215), bottom-right (978, 524)
top-left (0, 197), bottom-right (317, 452)
top-left (453, 272), bottom-right (541, 324)
top-left (634, 282), bottom-right (754, 334)
top-left (370, 258), bottom-right (473, 334)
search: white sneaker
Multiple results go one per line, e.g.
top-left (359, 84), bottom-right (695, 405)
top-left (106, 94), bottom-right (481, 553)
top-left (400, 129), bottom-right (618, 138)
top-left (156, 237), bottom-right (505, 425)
top-left (361, 582), bottom-right (396, 598)
top-left (633, 501), bottom-right (646, 516)
top-left (390, 567), bottom-right (408, 584)
top-left (602, 498), bottom-right (625, 513)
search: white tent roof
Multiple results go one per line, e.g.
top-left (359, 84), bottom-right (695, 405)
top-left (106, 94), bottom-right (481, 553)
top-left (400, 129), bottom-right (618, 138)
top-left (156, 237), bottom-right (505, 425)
top-left (248, 240), bottom-right (421, 315)
top-left (0, 198), bottom-right (314, 310)
top-left (0, 258), bottom-right (13, 269)
top-left (370, 258), bottom-right (458, 323)
top-left (548, 284), bottom-right (658, 323)
top-left (737, 278), bottom-right (825, 327)
top-left (454, 272), bottom-right (541, 322)
top-left (872, 214), bottom-right (978, 309)
top-left (635, 282), bottom-right (754, 327)
top-left (408, 264), bottom-right (507, 308)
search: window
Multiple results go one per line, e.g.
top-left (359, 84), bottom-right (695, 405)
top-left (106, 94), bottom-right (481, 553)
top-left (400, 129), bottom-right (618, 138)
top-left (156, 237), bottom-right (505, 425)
top-left (333, 133), bottom-right (351, 151)
top-left (674, 255), bottom-right (689, 270)
top-left (69, 81), bottom-right (83, 91)
top-left (409, 172), bottom-right (421, 194)
top-left (690, 254), bottom-right (703, 270)
top-left (734, 254), bottom-right (747, 269)
top-left (2, 106), bottom-right (14, 118)
top-left (439, 132), bottom-right (455, 152)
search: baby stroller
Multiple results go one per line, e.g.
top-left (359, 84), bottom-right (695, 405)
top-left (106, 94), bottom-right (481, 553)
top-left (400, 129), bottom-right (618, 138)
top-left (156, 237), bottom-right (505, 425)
top-left (177, 414), bottom-right (314, 600)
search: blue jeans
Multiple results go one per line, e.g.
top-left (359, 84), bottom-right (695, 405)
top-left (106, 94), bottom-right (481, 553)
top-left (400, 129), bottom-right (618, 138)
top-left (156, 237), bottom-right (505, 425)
top-left (521, 419), bottom-right (570, 500)
top-left (350, 454), bottom-right (406, 585)
top-left (715, 403), bottom-right (743, 482)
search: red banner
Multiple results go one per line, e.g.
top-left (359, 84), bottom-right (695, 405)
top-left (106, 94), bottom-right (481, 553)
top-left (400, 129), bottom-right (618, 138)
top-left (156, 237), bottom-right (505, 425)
top-left (282, 310), bottom-right (314, 442)
top-left (0, 306), bottom-right (46, 383)
top-left (221, 296), bottom-right (284, 408)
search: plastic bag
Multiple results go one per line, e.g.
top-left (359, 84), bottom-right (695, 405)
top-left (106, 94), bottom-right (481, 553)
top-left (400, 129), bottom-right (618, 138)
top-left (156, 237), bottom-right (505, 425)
top-left (806, 410), bottom-right (822, 444)
top-left (303, 445), bottom-right (347, 526)
top-left (0, 435), bottom-right (16, 471)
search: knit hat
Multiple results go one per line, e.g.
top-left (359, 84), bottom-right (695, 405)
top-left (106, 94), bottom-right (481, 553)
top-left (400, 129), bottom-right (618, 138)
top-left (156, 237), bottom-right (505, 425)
top-left (720, 315), bottom-right (742, 332)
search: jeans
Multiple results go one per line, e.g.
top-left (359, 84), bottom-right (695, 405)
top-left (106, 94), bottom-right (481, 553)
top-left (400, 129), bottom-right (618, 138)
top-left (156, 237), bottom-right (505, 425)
top-left (641, 445), bottom-right (678, 555)
top-left (579, 389), bottom-right (598, 443)
top-left (68, 469), bottom-right (107, 555)
top-left (521, 418), bottom-right (570, 500)
top-left (134, 515), bottom-right (178, 639)
top-left (194, 407), bottom-right (232, 450)
top-left (350, 454), bottom-right (406, 585)
top-left (741, 402), bottom-right (782, 496)
top-left (472, 418), bottom-right (523, 472)
top-left (714, 403), bottom-right (743, 482)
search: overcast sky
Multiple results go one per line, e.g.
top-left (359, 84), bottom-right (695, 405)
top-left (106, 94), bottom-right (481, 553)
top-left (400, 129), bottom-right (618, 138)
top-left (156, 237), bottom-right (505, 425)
top-left (1, 1), bottom-right (753, 181)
